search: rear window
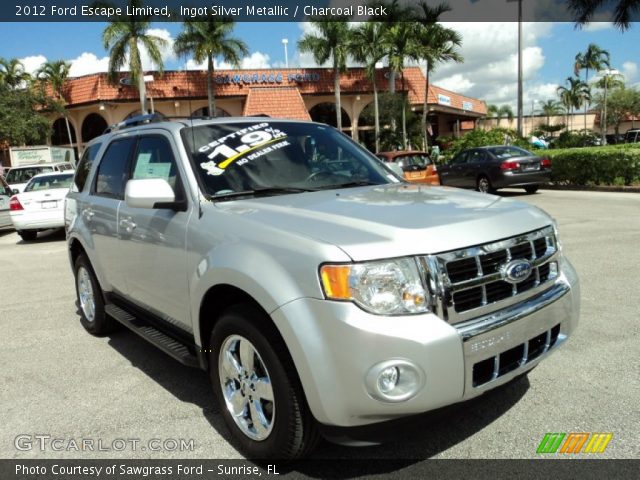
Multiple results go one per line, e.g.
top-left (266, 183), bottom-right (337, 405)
top-left (5, 166), bottom-right (55, 184)
top-left (488, 146), bottom-right (533, 159)
top-left (25, 173), bottom-right (74, 192)
top-left (395, 154), bottom-right (431, 167)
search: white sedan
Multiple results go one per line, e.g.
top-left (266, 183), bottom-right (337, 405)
top-left (9, 171), bottom-right (74, 241)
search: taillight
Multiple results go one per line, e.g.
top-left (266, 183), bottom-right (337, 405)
top-left (500, 160), bottom-right (520, 171)
top-left (9, 196), bottom-right (23, 211)
top-left (432, 165), bottom-right (437, 172)
top-left (541, 157), bottom-right (551, 168)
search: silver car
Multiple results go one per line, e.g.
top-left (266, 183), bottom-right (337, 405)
top-left (65, 115), bottom-right (580, 458)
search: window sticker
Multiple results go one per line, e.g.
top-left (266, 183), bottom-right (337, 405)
top-left (133, 153), bottom-right (172, 180)
top-left (198, 123), bottom-right (289, 176)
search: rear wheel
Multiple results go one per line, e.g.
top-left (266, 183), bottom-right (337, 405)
top-left (524, 185), bottom-right (539, 194)
top-left (209, 304), bottom-right (319, 459)
top-left (476, 175), bottom-right (494, 194)
top-left (18, 230), bottom-right (37, 241)
top-left (74, 254), bottom-right (117, 336)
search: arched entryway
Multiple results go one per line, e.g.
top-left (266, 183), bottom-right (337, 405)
top-left (309, 103), bottom-right (351, 130)
top-left (51, 117), bottom-right (77, 146)
top-left (191, 106), bottom-right (231, 118)
top-left (81, 113), bottom-right (108, 143)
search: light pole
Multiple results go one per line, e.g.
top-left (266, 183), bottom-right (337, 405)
top-left (282, 38), bottom-right (289, 68)
top-left (507, 0), bottom-right (523, 137)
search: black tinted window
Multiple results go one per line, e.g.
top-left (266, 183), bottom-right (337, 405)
top-left (94, 138), bottom-right (135, 198)
top-left (74, 143), bottom-right (102, 191)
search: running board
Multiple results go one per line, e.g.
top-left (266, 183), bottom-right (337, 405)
top-left (105, 304), bottom-right (200, 368)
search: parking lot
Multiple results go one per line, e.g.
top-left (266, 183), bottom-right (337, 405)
top-left (1, 189), bottom-right (638, 462)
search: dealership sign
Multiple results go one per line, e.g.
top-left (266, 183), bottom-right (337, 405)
top-left (438, 94), bottom-right (451, 106)
top-left (215, 72), bottom-right (321, 85)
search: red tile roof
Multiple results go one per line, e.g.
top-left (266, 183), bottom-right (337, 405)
top-left (243, 87), bottom-right (310, 121)
top-left (59, 67), bottom-right (486, 116)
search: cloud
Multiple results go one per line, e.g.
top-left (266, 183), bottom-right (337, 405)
top-left (185, 51), bottom-right (272, 71)
top-left (69, 52), bottom-right (109, 77)
top-left (19, 55), bottom-right (47, 75)
top-left (622, 61), bottom-right (637, 84)
top-left (431, 22), bottom-right (554, 109)
top-left (139, 28), bottom-right (175, 71)
top-left (582, 22), bottom-right (614, 32)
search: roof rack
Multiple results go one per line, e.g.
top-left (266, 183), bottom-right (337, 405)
top-left (103, 113), bottom-right (168, 134)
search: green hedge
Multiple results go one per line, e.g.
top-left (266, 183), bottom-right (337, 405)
top-left (540, 144), bottom-right (640, 186)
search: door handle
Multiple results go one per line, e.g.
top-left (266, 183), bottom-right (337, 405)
top-left (119, 217), bottom-right (136, 232)
top-left (82, 208), bottom-right (94, 220)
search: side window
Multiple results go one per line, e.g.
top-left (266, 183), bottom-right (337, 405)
top-left (452, 152), bottom-right (468, 164)
top-left (468, 150), bottom-right (486, 163)
top-left (73, 143), bottom-right (102, 192)
top-left (131, 136), bottom-right (183, 199)
top-left (94, 138), bottom-right (136, 199)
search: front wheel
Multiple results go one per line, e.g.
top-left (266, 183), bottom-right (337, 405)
top-left (209, 304), bottom-right (319, 459)
top-left (476, 175), bottom-right (494, 194)
top-left (524, 185), bottom-right (539, 194)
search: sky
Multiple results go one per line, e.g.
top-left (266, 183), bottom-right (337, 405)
top-left (0, 20), bottom-right (638, 112)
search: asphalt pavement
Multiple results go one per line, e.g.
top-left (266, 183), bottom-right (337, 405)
top-left (0, 189), bottom-right (638, 464)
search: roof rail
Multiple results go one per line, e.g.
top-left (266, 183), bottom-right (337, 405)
top-left (103, 113), bottom-right (167, 134)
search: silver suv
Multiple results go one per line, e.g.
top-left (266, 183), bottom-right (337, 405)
top-left (65, 115), bottom-right (580, 458)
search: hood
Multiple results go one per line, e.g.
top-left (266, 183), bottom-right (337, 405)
top-left (212, 184), bottom-right (553, 261)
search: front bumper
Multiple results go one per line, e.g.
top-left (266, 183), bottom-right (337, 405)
top-left (271, 256), bottom-right (579, 427)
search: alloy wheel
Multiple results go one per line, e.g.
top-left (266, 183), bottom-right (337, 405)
top-left (77, 267), bottom-right (95, 322)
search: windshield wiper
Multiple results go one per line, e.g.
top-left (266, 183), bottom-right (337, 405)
top-left (212, 186), bottom-right (317, 201)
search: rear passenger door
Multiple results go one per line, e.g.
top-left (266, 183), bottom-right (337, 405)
top-left (117, 132), bottom-right (192, 331)
top-left (462, 149), bottom-right (487, 188)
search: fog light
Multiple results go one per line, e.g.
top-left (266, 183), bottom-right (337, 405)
top-left (377, 367), bottom-right (399, 393)
top-left (365, 360), bottom-right (425, 403)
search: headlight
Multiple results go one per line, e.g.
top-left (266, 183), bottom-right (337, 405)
top-left (320, 258), bottom-right (430, 315)
top-left (551, 219), bottom-right (562, 251)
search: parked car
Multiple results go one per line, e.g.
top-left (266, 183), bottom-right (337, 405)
top-left (65, 114), bottom-right (579, 459)
top-left (439, 145), bottom-right (552, 194)
top-left (0, 175), bottom-right (12, 230)
top-left (376, 151), bottom-right (440, 185)
top-left (5, 162), bottom-right (75, 194)
top-left (9, 171), bottom-right (74, 241)
top-left (625, 129), bottom-right (640, 143)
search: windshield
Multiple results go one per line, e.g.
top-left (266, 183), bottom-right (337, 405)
top-left (181, 121), bottom-right (395, 198)
top-left (488, 146), bottom-right (533, 159)
top-left (24, 173), bottom-right (74, 192)
top-left (5, 166), bottom-right (55, 184)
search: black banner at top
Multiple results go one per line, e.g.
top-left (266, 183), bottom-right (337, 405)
top-left (3, 0), bottom-right (640, 23)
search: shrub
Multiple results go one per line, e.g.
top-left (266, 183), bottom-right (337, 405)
top-left (441, 128), bottom-right (529, 158)
top-left (545, 144), bottom-right (640, 185)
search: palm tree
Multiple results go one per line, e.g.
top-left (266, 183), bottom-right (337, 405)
top-left (0, 58), bottom-right (31, 89)
top-left (485, 104), bottom-right (513, 127)
top-left (539, 99), bottom-right (564, 127)
top-left (557, 77), bottom-right (590, 131)
top-left (569, 0), bottom-right (639, 30)
top-left (36, 60), bottom-right (74, 146)
top-left (298, 19), bottom-right (352, 131)
top-left (414, 2), bottom-right (463, 149)
top-left (175, 17), bottom-right (248, 118)
top-left (574, 43), bottom-right (610, 130)
top-left (102, 0), bottom-right (167, 114)
top-left (350, 22), bottom-right (385, 153)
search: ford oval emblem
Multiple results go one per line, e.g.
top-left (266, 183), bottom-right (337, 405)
top-left (502, 259), bottom-right (532, 284)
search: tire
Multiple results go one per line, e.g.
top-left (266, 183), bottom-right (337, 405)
top-left (209, 304), bottom-right (320, 459)
top-left (524, 185), bottom-right (539, 194)
top-left (18, 230), bottom-right (37, 241)
top-left (476, 175), bottom-right (494, 194)
top-left (74, 254), bottom-right (117, 336)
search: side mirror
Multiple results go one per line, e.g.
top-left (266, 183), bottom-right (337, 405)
top-left (125, 178), bottom-right (178, 210)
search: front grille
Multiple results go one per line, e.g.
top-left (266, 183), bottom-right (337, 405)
top-left (432, 226), bottom-right (558, 323)
top-left (472, 323), bottom-right (561, 387)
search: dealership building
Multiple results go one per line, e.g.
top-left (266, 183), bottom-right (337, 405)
top-left (44, 66), bottom-right (486, 154)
